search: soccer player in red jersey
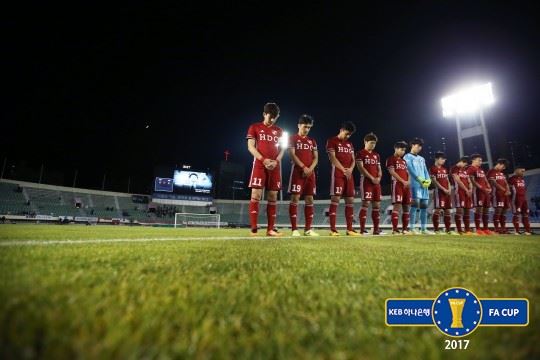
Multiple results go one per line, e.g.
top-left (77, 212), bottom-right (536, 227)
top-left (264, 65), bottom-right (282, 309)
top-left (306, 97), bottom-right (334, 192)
top-left (487, 158), bottom-right (511, 234)
top-left (326, 121), bottom-right (360, 236)
top-left (467, 154), bottom-right (494, 235)
top-left (288, 114), bottom-right (319, 237)
top-left (246, 102), bottom-right (286, 237)
top-left (386, 141), bottom-right (411, 234)
top-left (430, 152), bottom-right (457, 234)
top-left (451, 156), bottom-right (474, 235)
top-left (356, 133), bottom-right (383, 235)
top-left (508, 165), bottom-right (532, 235)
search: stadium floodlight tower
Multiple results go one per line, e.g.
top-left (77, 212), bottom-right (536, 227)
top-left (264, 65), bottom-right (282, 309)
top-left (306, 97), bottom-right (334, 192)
top-left (441, 82), bottom-right (495, 168)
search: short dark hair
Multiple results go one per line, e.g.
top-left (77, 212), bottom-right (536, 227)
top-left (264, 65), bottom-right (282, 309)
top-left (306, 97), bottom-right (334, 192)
top-left (434, 151), bottom-right (446, 159)
top-left (470, 153), bottom-right (482, 161)
top-left (263, 102), bottom-right (280, 118)
top-left (496, 158), bottom-right (508, 167)
top-left (340, 121), bottom-right (356, 134)
top-left (394, 141), bottom-right (408, 149)
top-left (410, 137), bottom-right (424, 146)
top-left (458, 156), bottom-right (469, 164)
top-left (364, 132), bottom-right (378, 142)
top-left (298, 114), bottom-right (314, 125)
top-left (514, 164), bottom-right (525, 170)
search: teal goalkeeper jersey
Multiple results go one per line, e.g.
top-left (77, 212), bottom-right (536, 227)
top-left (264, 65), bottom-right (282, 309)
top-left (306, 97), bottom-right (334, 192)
top-left (404, 152), bottom-right (430, 199)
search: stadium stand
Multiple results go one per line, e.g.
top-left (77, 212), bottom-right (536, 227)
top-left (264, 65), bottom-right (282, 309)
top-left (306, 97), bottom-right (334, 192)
top-left (0, 182), bottom-right (31, 215)
top-left (2, 169), bottom-right (540, 227)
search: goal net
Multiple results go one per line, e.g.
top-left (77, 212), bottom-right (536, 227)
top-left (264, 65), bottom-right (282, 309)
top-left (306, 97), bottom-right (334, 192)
top-left (174, 213), bottom-right (221, 228)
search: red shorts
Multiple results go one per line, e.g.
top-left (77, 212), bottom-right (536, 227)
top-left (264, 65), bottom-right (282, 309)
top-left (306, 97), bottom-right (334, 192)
top-left (391, 181), bottom-right (411, 205)
top-left (288, 166), bottom-right (316, 196)
top-left (492, 192), bottom-right (510, 208)
top-left (473, 188), bottom-right (490, 208)
top-left (511, 196), bottom-right (529, 215)
top-left (434, 190), bottom-right (452, 209)
top-left (330, 168), bottom-right (355, 197)
top-left (453, 190), bottom-right (472, 209)
top-left (360, 177), bottom-right (381, 201)
top-left (249, 159), bottom-right (281, 191)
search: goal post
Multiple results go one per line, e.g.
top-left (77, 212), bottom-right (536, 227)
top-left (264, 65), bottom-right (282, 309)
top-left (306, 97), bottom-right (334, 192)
top-left (174, 213), bottom-right (221, 229)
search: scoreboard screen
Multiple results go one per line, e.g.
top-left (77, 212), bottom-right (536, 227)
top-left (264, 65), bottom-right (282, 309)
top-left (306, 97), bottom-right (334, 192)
top-left (154, 177), bottom-right (174, 192)
top-left (173, 170), bottom-right (213, 195)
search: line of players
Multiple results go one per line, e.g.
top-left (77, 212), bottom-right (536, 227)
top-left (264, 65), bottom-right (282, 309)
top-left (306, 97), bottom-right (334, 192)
top-left (246, 102), bottom-right (532, 237)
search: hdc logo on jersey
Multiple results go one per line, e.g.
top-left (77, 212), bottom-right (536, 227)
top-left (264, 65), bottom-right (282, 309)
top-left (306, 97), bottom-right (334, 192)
top-left (296, 142), bottom-right (314, 151)
top-left (259, 133), bottom-right (279, 142)
top-left (436, 173), bottom-right (448, 179)
top-left (385, 287), bottom-right (529, 338)
top-left (337, 144), bottom-right (353, 153)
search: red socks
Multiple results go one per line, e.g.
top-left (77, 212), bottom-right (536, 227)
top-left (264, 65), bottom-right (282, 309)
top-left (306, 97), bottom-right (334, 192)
top-left (359, 207), bottom-right (367, 233)
top-left (402, 212), bottom-right (410, 231)
top-left (455, 213), bottom-right (463, 233)
top-left (482, 210), bottom-right (489, 231)
top-left (249, 199), bottom-right (259, 232)
top-left (444, 214), bottom-right (451, 232)
top-left (433, 211), bottom-right (440, 231)
top-left (345, 204), bottom-right (354, 231)
top-left (267, 201), bottom-right (277, 231)
top-left (392, 211), bottom-right (399, 231)
top-left (372, 208), bottom-right (380, 233)
top-left (305, 204), bottom-right (314, 231)
top-left (474, 210), bottom-right (482, 230)
top-left (329, 202), bottom-right (338, 232)
top-left (463, 210), bottom-right (471, 232)
top-left (289, 202), bottom-right (298, 230)
top-left (493, 212), bottom-right (500, 231)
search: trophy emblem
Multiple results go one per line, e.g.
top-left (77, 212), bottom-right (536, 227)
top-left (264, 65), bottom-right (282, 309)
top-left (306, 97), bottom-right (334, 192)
top-left (448, 298), bottom-right (466, 328)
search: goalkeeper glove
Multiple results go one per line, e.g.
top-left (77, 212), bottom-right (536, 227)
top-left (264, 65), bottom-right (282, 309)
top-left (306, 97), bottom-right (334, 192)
top-left (421, 178), bottom-right (431, 189)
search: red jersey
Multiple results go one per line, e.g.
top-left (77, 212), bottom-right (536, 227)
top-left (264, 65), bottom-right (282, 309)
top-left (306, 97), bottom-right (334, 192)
top-left (487, 169), bottom-right (507, 194)
top-left (326, 136), bottom-right (355, 176)
top-left (508, 175), bottom-right (526, 197)
top-left (289, 134), bottom-right (317, 169)
top-left (356, 149), bottom-right (381, 178)
top-left (430, 165), bottom-right (450, 190)
top-left (385, 155), bottom-right (408, 181)
top-left (246, 122), bottom-right (283, 160)
top-left (467, 165), bottom-right (489, 189)
top-left (451, 165), bottom-right (470, 190)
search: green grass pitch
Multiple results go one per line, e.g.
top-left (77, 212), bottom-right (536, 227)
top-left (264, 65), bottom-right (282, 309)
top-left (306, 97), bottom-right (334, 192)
top-left (0, 224), bottom-right (539, 359)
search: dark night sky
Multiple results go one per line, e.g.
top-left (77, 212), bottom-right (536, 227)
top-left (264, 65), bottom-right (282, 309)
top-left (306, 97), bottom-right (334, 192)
top-left (1, 1), bottom-right (539, 194)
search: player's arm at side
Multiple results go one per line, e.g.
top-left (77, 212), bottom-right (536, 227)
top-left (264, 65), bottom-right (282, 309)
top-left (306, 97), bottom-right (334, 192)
top-left (388, 167), bottom-right (407, 185)
top-left (310, 148), bottom-right (319, 171)
top-left (328, 150), bottom-right (346, 173)
top-left (374, 159), bottom-right (382, 184)
top-left (247, 138), bottom-right (273, 169)
top-left (404, 155), bottom-right (421, 184)
top-left (288, 146), bottom-right (305, 168)
top-left (431, 170), bottom-right (449, 192)
top-left (452, 173), bottom-right (469, 193)
top-left (469, 174), bottom-right (484, 192)
top-left (276, 144), bottom-right (286, 163)
top-left (356, 156), bottom-right (374, 181)
top-left (489, 177), bottom-right (505, 193)
top-left (247, 138), bottom-right (264, 161)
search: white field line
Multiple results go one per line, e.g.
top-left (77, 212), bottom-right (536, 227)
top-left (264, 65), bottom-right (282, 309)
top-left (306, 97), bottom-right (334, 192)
top-left (0, 236), bottom-right (287, 247)
top-left (0, 233), bottom-right (403, 247)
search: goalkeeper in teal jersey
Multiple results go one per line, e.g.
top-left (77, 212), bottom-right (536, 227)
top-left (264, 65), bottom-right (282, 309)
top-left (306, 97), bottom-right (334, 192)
top-left (403, 138), bottom-right (432, 234)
